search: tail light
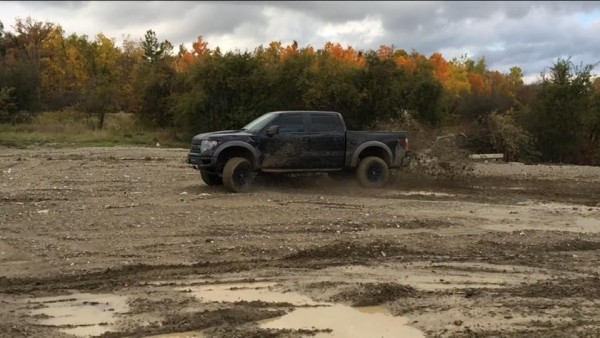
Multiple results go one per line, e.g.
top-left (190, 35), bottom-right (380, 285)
top-left (400, 137), bottom-right (409, 151)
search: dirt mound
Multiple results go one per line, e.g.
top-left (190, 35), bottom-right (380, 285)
top-left (331, 283), bottom-right (417, 306)
top-left (128, 296), bottom-right (195, 314)
top-left (403, 133), bottom-right (475, 178)
top-left (407, 151), bottom-right (474, 179)
top-left (98, 307), bottom-right (286, 338)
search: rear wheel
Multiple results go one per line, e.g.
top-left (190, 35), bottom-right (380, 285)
top-left (200, 170), bottom-right (223, 186)
top-left (223, 157), bottom-right (254, 193)
top-left (356, 156), bottom-right (389, 188)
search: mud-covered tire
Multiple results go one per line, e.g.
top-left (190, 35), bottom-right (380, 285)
top-left (200, 170), bottom-right (223, 186)
top-left (356, 156), bottom-right (390, 188)
top-left (223, 157), bottom-right (254, 193)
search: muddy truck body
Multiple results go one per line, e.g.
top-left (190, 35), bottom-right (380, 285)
top-left (187, 111), bottom-right (411, 192)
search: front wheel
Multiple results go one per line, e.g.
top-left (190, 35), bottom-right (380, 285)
top-left (356, 156), bottom-right (390, 188)
top-left (223, 157), bottom-right (255, 193)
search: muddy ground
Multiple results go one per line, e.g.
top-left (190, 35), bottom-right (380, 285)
top-left (1, 146), bottom-right (600, 338)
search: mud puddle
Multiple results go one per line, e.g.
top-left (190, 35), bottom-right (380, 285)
top-left (182, 282), bottom-right (424, 337)
top-left (388, 191), bottom-right (456, 198)
top-left (26, 292), bottom-right (128, 337)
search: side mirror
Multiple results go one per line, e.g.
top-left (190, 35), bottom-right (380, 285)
top-left (266, 125), bottom-right (279, 137)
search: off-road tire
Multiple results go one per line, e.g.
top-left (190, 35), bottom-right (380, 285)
top-left (223, 157), bottom-right (254, 193)
top-left (356, 156), bottom-right (390, 188)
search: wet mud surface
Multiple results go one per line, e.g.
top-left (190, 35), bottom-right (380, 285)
top-left (1, 146), bottom-right (600, 337)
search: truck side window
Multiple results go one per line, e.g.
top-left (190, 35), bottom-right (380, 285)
top-left (310, 114), bottom-right (343, 133)
top-left (274, 114), bottom-right (304, 133)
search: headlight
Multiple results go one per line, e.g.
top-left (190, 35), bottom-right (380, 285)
top-left (200, 140), bottom-right (218, 153)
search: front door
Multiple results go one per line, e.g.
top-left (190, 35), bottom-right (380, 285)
top-left (260, 113), bottom-right (309, 170)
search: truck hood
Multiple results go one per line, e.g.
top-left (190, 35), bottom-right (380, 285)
top-left (192, 130), bottom-right (254, 143)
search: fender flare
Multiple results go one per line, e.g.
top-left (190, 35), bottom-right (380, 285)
top-left (350, 141), bottom-right (393, 167)
top-left (212, 141), bottom-right (261, 169)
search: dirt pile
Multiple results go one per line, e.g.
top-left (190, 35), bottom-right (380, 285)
top-left (406, 133), bottom-right (475, 178)
top-left (331, 283), bottom-right (417, 306)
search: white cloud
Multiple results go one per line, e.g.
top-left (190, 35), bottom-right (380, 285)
top-left (317, 16), bottom-right (384, 46)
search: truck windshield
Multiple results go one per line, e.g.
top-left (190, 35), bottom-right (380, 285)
top-left (242, 112), bottom-right (277, 132)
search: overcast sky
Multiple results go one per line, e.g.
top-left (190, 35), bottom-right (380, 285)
top-left (1, 1), bottom-right (600, 83)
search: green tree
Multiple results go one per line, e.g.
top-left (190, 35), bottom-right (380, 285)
top-left (172, 51), bottom-right (270, 135)
top-left (524, 58), bottom-right (595, 163)
top-left (361, 51), bottom-right (410, 125)
top-left (0, 18), bottom-right (54, 113)
top-left (141, 29), bottom-right (172, 64)
top-left (0, 87), bottom-right (18, 123)
top-left (134, 30), bottom-right (176, 127)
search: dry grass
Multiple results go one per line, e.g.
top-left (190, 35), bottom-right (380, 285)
top-left (0, 111), bottom-right (188, 148)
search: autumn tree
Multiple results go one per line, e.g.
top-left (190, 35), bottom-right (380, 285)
top-left (175, 35), bottom-right (210, 72)
top-left (303, 43), bottom-right (365, 129)
top-left (77, 34), bottom-right (123, 129)
top-left (266, 44), bottom-right (317, 112)
top-left (0, 18), bottom-right (51, 114)
top-left (116, 36), bottom-right (145, 114)
top-left (172, 50), bottom-right (270, 135)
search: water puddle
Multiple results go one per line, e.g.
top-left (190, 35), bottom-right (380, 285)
top-left (393, 191), bottom-right (456, 198)
top-left (27, 292), bottom-right (128, 337)
top-left (181, 282), bottom-right (424, 338)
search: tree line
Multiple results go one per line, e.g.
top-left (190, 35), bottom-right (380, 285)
top-left (1, 18), bottom-right (599, 164)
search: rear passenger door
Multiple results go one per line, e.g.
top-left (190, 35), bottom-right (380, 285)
top-left (306, 113), bottom-right (345, 169)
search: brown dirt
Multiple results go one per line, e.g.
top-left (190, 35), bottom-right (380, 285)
top-left (1, 146), bottom-right (600, 337)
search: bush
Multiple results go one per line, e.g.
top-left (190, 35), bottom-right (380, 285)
top-left (0, 87), bottom-right (17, 123)
top-left (470, 110), bottom-right (539, 163)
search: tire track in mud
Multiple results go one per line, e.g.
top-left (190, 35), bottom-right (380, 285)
top-left (2, 229), bottom-right (599, 295)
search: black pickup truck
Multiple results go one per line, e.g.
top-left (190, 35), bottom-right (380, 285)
top-left (187, 111), bottom-right (411, 192)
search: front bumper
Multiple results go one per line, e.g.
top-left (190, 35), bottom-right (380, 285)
top-left (187, 153), bottom-right (214, 169)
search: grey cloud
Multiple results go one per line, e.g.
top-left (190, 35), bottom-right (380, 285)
top-left (25, 1), bottom-right (86, 10)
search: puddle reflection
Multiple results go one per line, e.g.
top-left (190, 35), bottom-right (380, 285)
top-left (182, 282), bottom-right (424, 338)
top-left (27, 292), bottom-right (128, 337)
